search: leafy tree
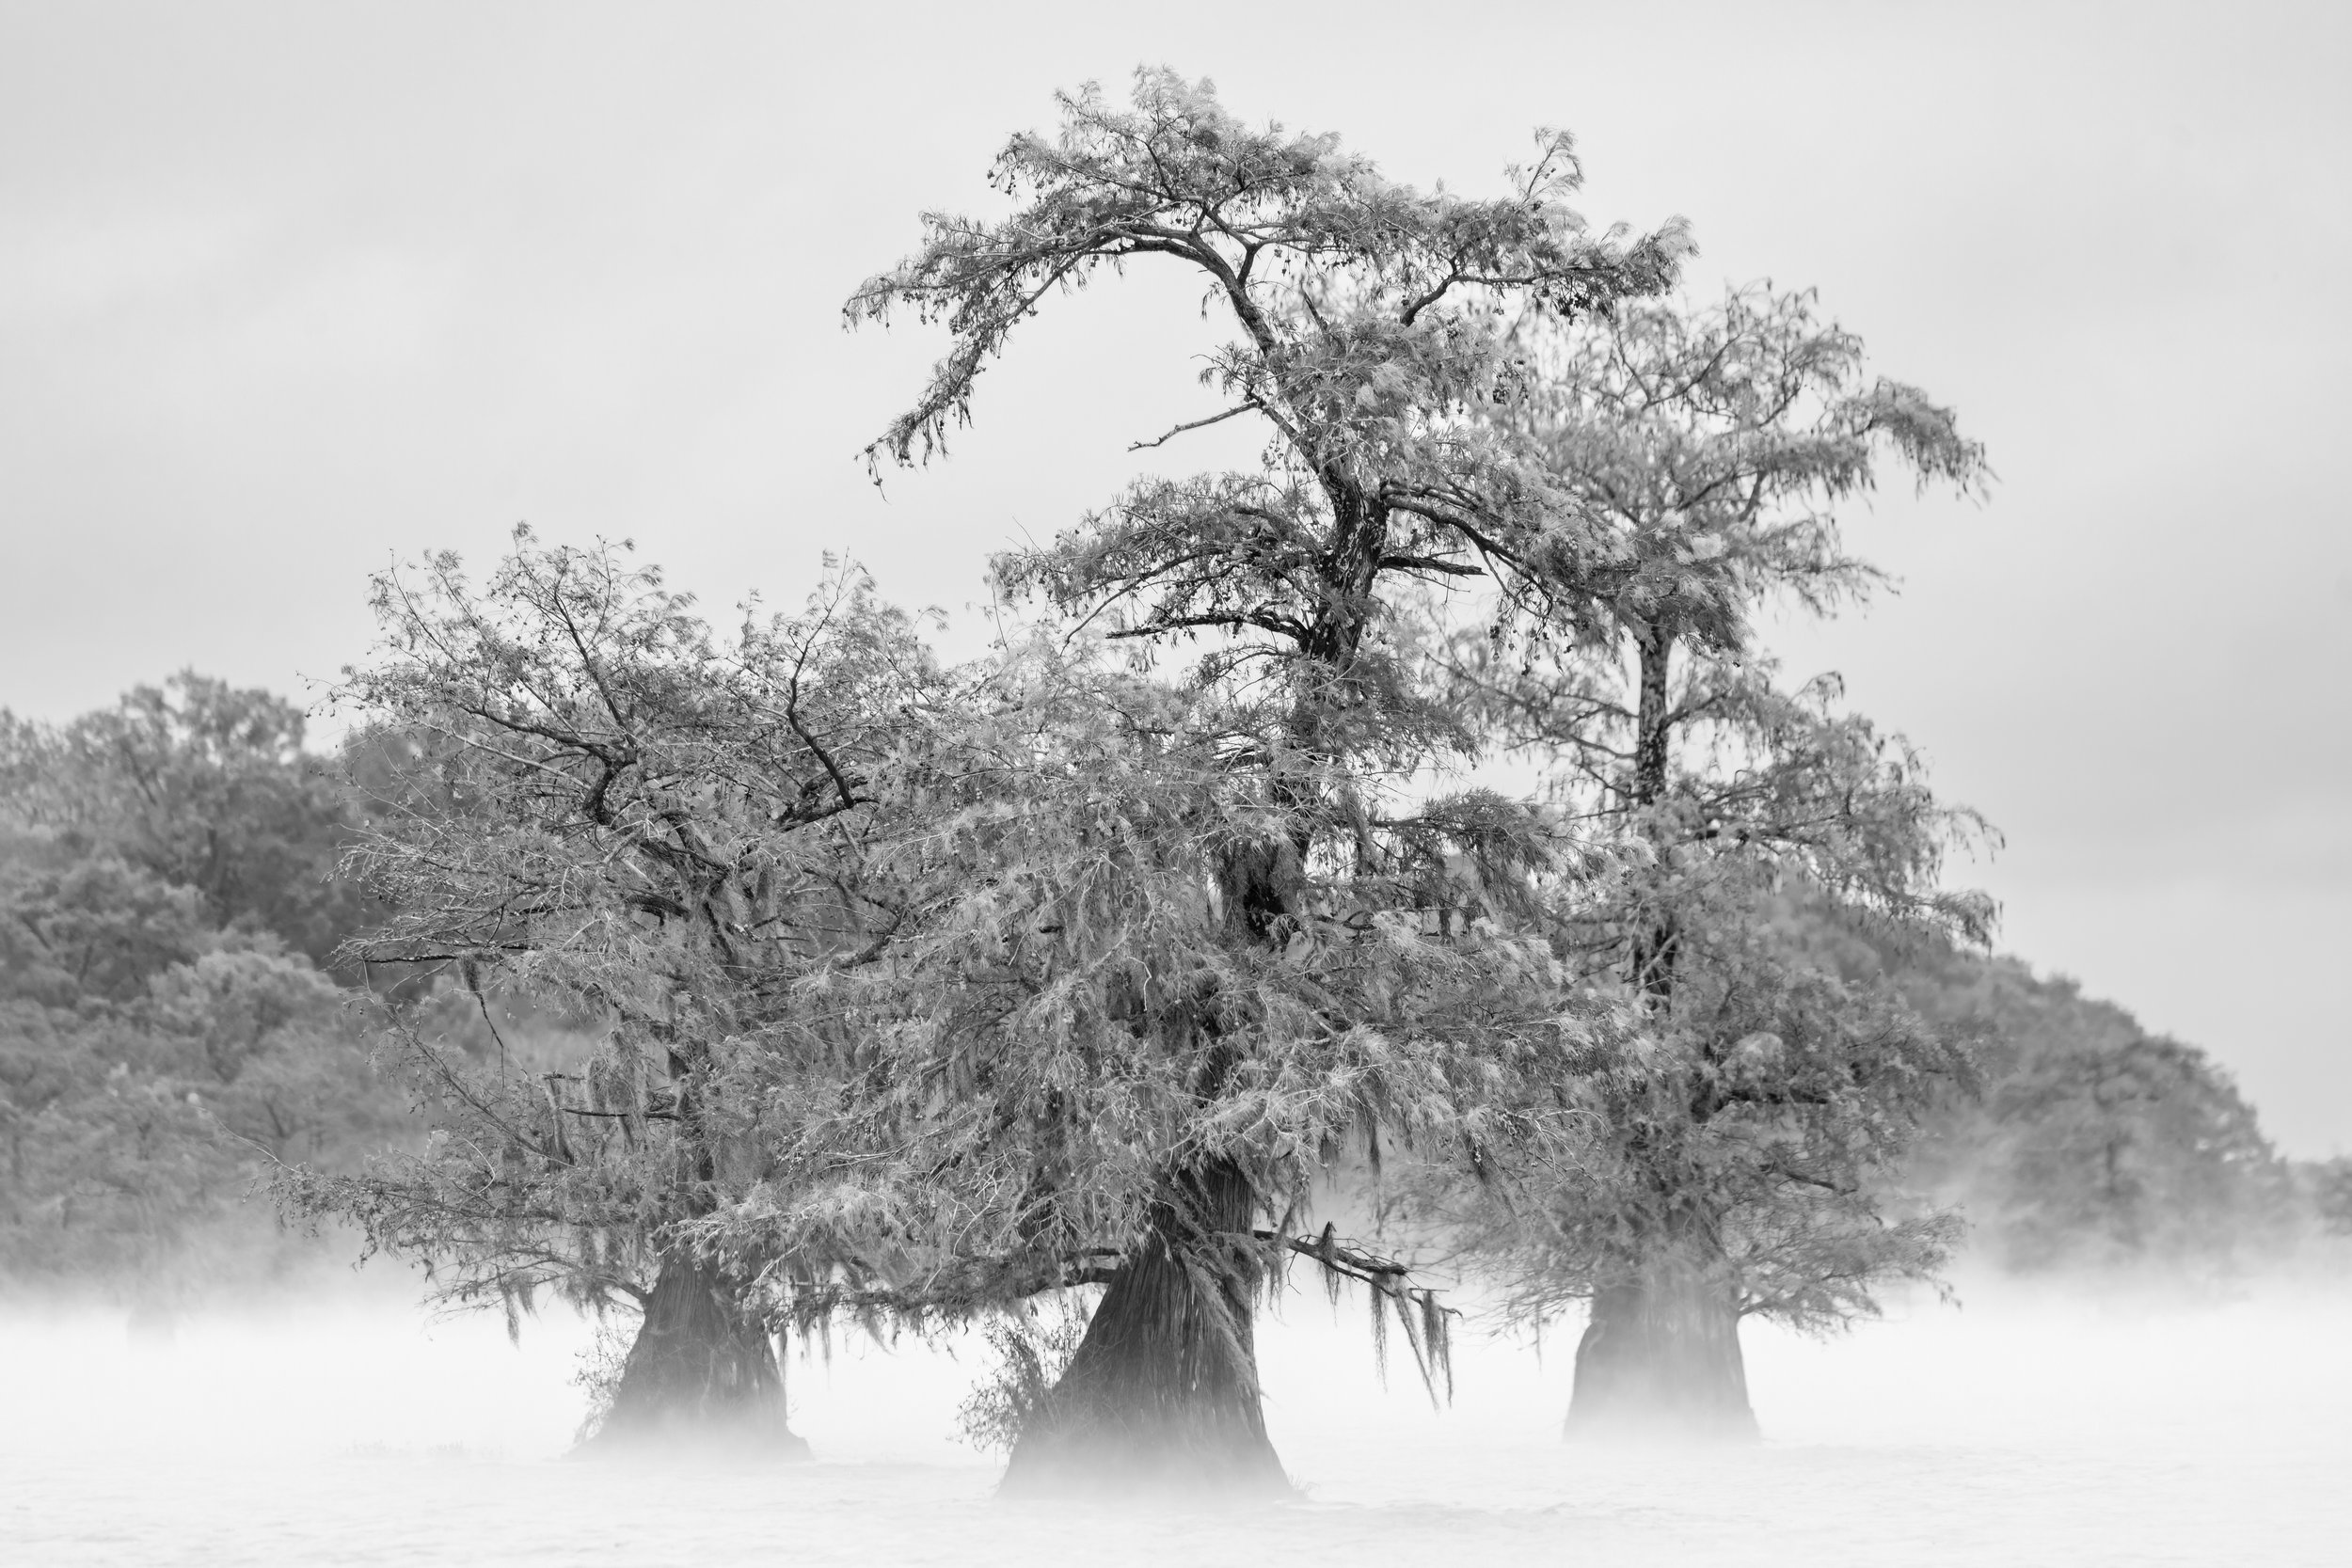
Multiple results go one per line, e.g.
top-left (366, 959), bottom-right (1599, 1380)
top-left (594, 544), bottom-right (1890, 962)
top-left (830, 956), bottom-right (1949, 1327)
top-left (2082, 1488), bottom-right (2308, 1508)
top-left (2311, 1158), bottom-right (2352, 1239)
top-left (0, 824), bottom-right (402, 1306)
top-left (1428, 284), bottom-right (1991, 1435)
top-left (1895, 954), bottom-right (2296, 1275)
top-left (268, 530), bottom-right (1513, 1466)
top-left (1981, 1036), bottom-right (2284, 1267)
top-left (0, 842), bottom-right (210, 1009)
top-left (740, 637), bottom-right (1574, 1489)
top-left (276, 533), bottom-right (942, 1453)
top-left (850, 67), bottom-right (1688, 1488)
top-left (0, 674), bottom-right (375, 968)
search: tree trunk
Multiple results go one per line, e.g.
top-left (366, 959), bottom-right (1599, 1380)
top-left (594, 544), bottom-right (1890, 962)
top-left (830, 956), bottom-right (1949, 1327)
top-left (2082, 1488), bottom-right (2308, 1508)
top-left (1577, 627), bottom-right (1751, 1437)
top-left (1565, 1264), bottom-right (1756, 1440)
top-left (1000, 1158), bottom-right (1289, 1496)
top-left (1628, 627), bottom-right (1681, 1003)
top-left (581, 1247), bottom-right (809, 1457)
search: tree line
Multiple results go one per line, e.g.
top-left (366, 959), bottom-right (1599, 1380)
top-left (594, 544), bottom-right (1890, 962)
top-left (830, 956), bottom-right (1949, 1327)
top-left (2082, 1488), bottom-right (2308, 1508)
top-left (4, 70), bottom-right (2343, 1488)
top-left (0, 675), bottom-right (410, 1314)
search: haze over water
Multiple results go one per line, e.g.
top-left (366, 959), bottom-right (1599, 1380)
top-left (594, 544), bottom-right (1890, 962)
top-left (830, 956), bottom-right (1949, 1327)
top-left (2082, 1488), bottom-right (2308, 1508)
top-left (4, 9), bottom-right (2347, 1565)
top-left (7, 1275), bottom-right (2345, 1566)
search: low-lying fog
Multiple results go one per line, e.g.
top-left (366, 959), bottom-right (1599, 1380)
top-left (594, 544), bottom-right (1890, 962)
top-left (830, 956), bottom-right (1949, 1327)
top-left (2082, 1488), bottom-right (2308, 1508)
top-left (6, 1275), bottom-right (2346, 1566)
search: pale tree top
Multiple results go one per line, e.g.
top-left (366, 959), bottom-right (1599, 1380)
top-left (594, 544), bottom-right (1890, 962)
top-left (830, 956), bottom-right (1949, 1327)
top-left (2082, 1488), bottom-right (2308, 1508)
top-left (1511, 284), bottom-right (1992, 658)
top-left (851, 68), bottom-right (1697, 674)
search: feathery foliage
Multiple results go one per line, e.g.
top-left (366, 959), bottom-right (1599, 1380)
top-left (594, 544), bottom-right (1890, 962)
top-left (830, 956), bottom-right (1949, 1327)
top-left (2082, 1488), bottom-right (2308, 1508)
top-left (1422, 285), bottom-right (1994, 1368)
top-left (276, 531), bottom-right (944, 1331)
top-left (847, 76), bottom-right (1708, 1479)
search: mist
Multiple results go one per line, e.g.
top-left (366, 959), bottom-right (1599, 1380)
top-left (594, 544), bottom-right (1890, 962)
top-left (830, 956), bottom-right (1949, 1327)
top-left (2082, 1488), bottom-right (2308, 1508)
top-left (7, 1264), bottom-right (2347, 1566)
top-left (8, 8), bottom-right (2349, 1559)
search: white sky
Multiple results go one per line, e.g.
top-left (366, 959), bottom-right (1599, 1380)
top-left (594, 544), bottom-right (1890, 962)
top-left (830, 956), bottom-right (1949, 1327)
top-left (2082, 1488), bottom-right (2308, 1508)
top-left (3, 1), bottom-right (2346, 1150)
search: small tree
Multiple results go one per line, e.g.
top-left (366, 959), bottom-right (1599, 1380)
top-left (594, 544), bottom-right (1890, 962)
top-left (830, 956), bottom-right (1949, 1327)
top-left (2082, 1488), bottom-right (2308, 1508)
top-left (1435, 284), bottom-right (1993, 1435)
top-left (278, 533), bottom-right (938, 1453)
top-left (850, 68), bottom-right (1689, 1490)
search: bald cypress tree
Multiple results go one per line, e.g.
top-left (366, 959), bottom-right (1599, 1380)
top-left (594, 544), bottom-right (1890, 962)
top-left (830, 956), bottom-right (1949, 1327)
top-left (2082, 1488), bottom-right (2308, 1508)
top-left (850, 68), bottom-right (1688, 1490)
top-left (1437, 285), bottom-right (1992, 1436)
top-left (279, 533), bottom-right (939, 1454)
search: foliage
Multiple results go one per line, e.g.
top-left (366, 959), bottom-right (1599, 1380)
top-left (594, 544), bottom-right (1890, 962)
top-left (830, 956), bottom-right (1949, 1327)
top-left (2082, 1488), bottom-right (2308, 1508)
top-left (1503, 283), bottom-right (1987, 661)
top-left (0, 673), bottom-right (377, 970)
top-left (2311, 1159), bottom-right (2352, 1238)
top-left (0, 836), bottom-right (210, 1008)
top-left (0, 678), bottom-right (413, 1302)
top-left (267, 524), bottom-right (1502, 1428)
top-left (836, 74), bottom-right (1710, 1419)
top-left (854, 68), bottom-right (1691, 730)
top-left (0, 821), bottom-right (405, 1301)
top-left (1486, 909), bottom-right (1971, 1332)
top-left (254, 523), bottom-right (1562, 1434)
top-left (707, 636), bottom-right (1589, 1346)
top-left (1420, 283), bottom-right (1994, 1336)
top-left (1890, 948), bottom-right (2299, 1275)
top-left (274, 531), bottom-right (948, 1324)
top-left (956, 1296), bottom-right (1093, 1453)
top-left (569, 1314), bottom-right (637, 1445)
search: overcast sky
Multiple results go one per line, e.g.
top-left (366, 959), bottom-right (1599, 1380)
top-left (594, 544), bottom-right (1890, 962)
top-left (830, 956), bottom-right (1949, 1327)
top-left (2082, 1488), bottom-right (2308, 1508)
top-left (3, 1), bottom-right (2345, 1150)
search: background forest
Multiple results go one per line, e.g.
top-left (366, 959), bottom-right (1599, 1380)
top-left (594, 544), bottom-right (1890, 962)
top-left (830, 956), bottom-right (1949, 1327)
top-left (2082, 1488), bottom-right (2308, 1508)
top-left (4, 665), bottom-right (2343, 1313)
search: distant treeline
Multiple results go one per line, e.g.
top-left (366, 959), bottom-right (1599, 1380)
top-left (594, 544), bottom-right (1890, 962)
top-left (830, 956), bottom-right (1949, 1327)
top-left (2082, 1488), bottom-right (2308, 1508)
top-left (0, 672), bottom-right (2344, 1307)
top-left (1781, 905), bottom-right (2345, 1277)
top-left (0, 674), bottom-right (408, 1306)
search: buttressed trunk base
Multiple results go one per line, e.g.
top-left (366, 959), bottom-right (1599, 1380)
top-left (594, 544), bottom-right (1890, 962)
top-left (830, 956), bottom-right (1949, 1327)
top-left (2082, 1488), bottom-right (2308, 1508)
top-left (1566, 1276), bottom-right (1758, 1441)
top-left (1000, 1161), bottom-right (1290, 1497)
top-left (581, 1249), bottom-right (809, 1458)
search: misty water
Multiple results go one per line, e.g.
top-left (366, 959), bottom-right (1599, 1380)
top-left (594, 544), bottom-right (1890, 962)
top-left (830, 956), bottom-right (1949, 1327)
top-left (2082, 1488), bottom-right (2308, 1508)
top-left (7, 1276), bottom-right (2346, 1566)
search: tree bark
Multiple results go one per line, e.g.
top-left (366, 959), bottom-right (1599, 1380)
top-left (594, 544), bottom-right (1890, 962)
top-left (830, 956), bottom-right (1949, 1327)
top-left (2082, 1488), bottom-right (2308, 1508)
top-left (1565, 1257), bottom-right (1756, 1440)
top-left (581, 1247), bottom-right (809, 1457)
top-left (999, 1158), bottom-right (1290, 1496)
top-left (1628, 627), bottom-right (1680, 1003)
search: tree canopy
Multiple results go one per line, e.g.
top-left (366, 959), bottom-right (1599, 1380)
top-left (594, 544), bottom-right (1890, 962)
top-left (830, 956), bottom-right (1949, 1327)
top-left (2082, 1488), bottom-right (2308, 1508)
top-left (279, 535), bottom-right (940, 1325)
top-left (0, 691), bottom-right (405, 1307)
top-left (1, 673), bottom-right (375, 969)
top-left (1395, 282), bottom-right (1993, 1433)
top-left (853, 68), bottom-right (1692, 731)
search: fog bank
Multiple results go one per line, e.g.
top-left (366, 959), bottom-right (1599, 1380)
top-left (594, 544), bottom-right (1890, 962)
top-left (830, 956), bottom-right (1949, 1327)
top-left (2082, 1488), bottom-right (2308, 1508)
top-left (4, 1275), bottom-right (2346, 1565)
